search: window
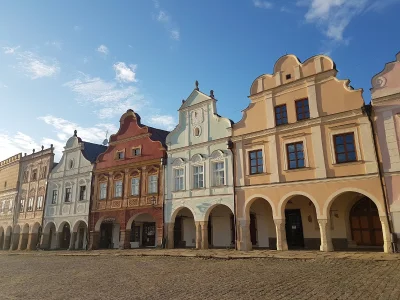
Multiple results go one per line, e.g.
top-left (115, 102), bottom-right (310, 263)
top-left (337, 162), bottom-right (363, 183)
top-left (114, 181), bottom-right (123, 197)
top-left (116, 151), bottom-right (124, 160)
top-left (36, 196), bottom-right (43, 210)
top-left (0, 201), bottom-right (5, 213)
top-left (174, 169), bottom-right (184, 191)
top-left (194, 127), bottom-right (200, 137)
top-left (132, 148), bottom-right (141, 156)
top-left (148, 175), bottom-right (158, 194)
top-left (23, 171), bottom-right (29, 183)
top-left (296, 98), bottom-right (310, 121)
top-left (275, 104), bottom-right (288, 125)
top-left (69, 160), bottom-right (74, 169)
top-left (40, 166), bottom-right (47, 179)
top-left (8, 199), bottom-right (13, 212)
top-left (65, 188), bottom-right (71, 202)
top-left (193, 165), bottom-right (204, 189)
top-left (31, 169), bottom-right (37, 181)
top-left (287, 142), bottom-right (305, 169)
top-left (100, 183), bottom-right (107, 199)
top-left (131, 178), bottom-right (140, 196)
top-left (20, 199), bottom-right (25, 212)
top-left (27, 198), bottom-right (34, 211)
top-left (79, 186), bottom-right (86, 201)
top-left (334, 133), bottom-right (357, 163)
top-left (51, 190), bottom-right (58, 204)
top-left (213, 162), bottom-right (225, 186)
top-left (249, 150), bottom-right (263, 175)
top-left (285, 74), bottom-right (291, 80)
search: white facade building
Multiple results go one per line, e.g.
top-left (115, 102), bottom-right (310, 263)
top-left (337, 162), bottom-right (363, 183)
top-left (164, 83), bottom-right (235, 249)
top-left (42, 131), bottom-right (106, 250)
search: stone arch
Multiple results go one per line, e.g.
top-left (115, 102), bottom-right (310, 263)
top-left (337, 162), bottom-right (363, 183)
top-left (13, 224), bottom-right (21, 234)
top-left (57, 221), bottom-right (72, 233)
top-left (204, 204), bottom-right (235, 248)
top-left (323, 188), bottom-right (385, 218)
top-left (72, 220), bottom-right (88, 233)
top-left (170, 206), bottom-right (196, 223)
top-left (191, 154), bottom-right (204, 163)
top-left (43, 221), bottom-right (57, 234)
top-left (94, 216), bottom-right (106, 232)
top-left (126, 212), bottom-right (155, 230)
top-left (31, 222), bottom-right (41, 234)
top-left (245, 194), bottom-right (277, 219)
top-left (169, 206), bottom-right (197, 249)
top-left (72, 220), bottom-right (88, 250)
top-left (22, 223), bottom-right (30, 234)
top-left (278, 191), bottom-right (321, 219)
top-left (204, 203), bottom-right (234, 222)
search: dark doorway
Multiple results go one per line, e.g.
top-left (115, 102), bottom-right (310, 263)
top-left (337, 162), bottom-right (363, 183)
top-left (285, 209), bottom-right (304, 248)
top-left (250, 213), bottom-right (257, 246)
top-left (77, 227), bottom-right (85, 249)
top-left (0, 231), bottom-right (3, 250)
top-left (60, 224), bottom-right (71, 249)
top-left (350, 197), bottom-right (383, 247)
top-left (48, 228), bottom-right (53, 249)
top-left (230, 214), bottom-right (235, 245)
top-left (208, 215), bottom-right (212, 247)
top-left (173, 216), bottom-right (183, 248)
top-left (100, 223), bottom-right (113, 249)
top-left (142, 222), bottom-right (156, 247)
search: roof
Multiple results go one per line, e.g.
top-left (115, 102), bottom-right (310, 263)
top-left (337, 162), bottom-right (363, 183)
top-left (81, 141), bottom-right (107, 163)
top-left (147, 126), bottom-right (170, 148)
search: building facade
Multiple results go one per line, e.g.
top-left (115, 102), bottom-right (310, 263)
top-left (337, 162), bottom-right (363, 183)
top-left (0, 154), bottom-right (21, 250)
top-left (232, 54), bottom-right (392, 253)
top-left (164, 84), bottom-right (234, 249)
top-left (41, 132), bottom-right (106, 250)
top-left (89, 110), bottom-right (168, 250)
top-left (16, 146), bottom-right (54, 250)
top-left (371, 52), bottom-right (400, 248)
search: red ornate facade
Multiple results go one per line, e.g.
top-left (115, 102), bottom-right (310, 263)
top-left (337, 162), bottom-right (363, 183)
top-left (89, 110), bottom-right (168, 249)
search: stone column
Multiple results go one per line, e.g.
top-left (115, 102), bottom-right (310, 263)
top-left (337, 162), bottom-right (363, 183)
top-left (195, 221), bottom-right (201, 249)
top-left (27, 233), bottom-right (38, 250)
top-left (88, 231), bottom-right (100, 250)
top-left (380, 216), bottom-right (393, 253)
top-left (56, 232), bottom-right (63, 249)
top-left (167, 223), bottom-right (174, 249)
top-left (238, 220), bottom-right (251, 251)
top-left (119, 230), bottom-right (126, 249)
top-left (17, 233), bottom-right (24, 250)
top-left (69, 232), bottom-right (77, 250)
top-left (200, 221), bottom-right (208, 250)
top-left (274, 219), bottom-right (288, 251)
top-left (318, 219), bottom-right (333, 252)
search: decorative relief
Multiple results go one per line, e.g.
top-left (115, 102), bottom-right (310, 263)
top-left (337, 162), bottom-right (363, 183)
top-left (191, 109), bottom-right (204, 125)
top-left (111, 200), bottom-right (122, 208)
top-left (76, 204), bottom-right (85, 214)
top-left (98, 201), bottom-right (106, 210)
top-left (374, 76), bottom-right (387, 89)
top-left (172, 158), bottom-right (185, 167)
top-left (210, 150), bottom-right (225, 160)
top-left (128, 198), bottom-right (139, 207)
top-left (191, 154), bottom-right (204, 163)
top-left (48, 207), bottom-right (55, 216)
top-left (62, 206), bottom-right (70, 214)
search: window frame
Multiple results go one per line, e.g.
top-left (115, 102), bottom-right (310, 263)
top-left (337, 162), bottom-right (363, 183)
top-left (333, 132), bottom-right (357, 164)
top-left (31, 169), bottom-right (38, 181)
top-left (132, 147), bottom-right (141, 157)
top-left (295, 98), bottom-right (310, 121)
top-left (51, 190), bottom-right (58, 204)
top-left (192, 164), bottom-right (204, 189)
top-left (286, 141), bottom-right (305, 170)
top-left (248, 150), bottom-right (264, 175)
top-left (148, 174), bottom-right (158, 194)
top-left (64, 187), bottom-right (72, 203)
top-left (36, 196), bottom-right (43, 210)
top-left (212, 161), bottom-right (225, 186)
top-left (27, 197), bottom-right (34, 211)
top-left (174, 168), bottom-right (185, 191)
top-left (328, 126), bottom-right (361, 165)
top-left (274, 104), bottom-right (288, 126)
top-left (99, 182), bottom-right (107, 200)
top-left (79, 185), bottom-right (86, 201)
top-left (20, 199), bottom-right (25, 212)
top-left (131, 177), bottom-right (140, 196)
top-left (114, 180), bottom-right (123, 198)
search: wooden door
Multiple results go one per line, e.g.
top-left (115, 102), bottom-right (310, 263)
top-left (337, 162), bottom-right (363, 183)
top-left (100, 223), bottom-right (113, 249)
top-left (350, 198), bottom-right (383, 246)
top-left (285, 209), bottom-right (305, 248)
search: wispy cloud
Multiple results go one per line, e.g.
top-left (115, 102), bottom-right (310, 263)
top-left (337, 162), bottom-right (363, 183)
top-left (45, 40), bottom-right (62, 50)
top-left (97, 44), bottom-right (109, 55)
top-left (113, 62), bottom-right (137, 83)
top-left (253, 0), bottom-right (273, 9)
top-left (17, 51), bottom-right (60, 79)
top-left (0, 131), bottom-right (43, 161)
top-left (2, 46), bottom-right (20, 54)
top-left (153, 0), bottom-right (180, 41)
top-left (64, 72), bottom-right (147, 119)
top-left (148, 115), bottom-right (176, 131)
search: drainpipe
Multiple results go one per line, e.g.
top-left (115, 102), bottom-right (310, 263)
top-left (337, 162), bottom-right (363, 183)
top-left (226, 139), bottom-right (237, 250)
top-left (362, 104), bottom-right (397, 253)
top-left (161, 156), bottom-right (167, 248)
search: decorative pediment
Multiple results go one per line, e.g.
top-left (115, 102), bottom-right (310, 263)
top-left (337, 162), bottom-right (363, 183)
top-left (191, 154), bottom-right (205, 164)
top-left (147, 166), bottom-right (159, 174)
top-left (172, 158), bottom-right (185, 167)
top-left (99, 174), bottom-right (108, 182)
top-left (78, 179), bottom-right (87, 186)
top-left (210, 150), bottom-right (225, 160)
top-left (113, 172), bottom-right (123, 180)
top-left (130, 170), bottom-right (140, 177)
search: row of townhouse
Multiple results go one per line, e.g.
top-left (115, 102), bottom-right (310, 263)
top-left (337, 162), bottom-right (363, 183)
top-left (0, 52), bottom-right (399, 253)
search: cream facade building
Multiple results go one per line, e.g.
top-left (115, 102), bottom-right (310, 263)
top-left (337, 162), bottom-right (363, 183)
top-left (232, 54), bottom-right (392, 253)
top-left (42, 131), bottom-right (106, 250)
top-left (371, 52), bottom-right (400, 248)
top-left (165, 84), bottom-right (235, 249)
top-left (16, 147), bottom-right (54, 250)
top-left (0, 154), bottom-right (21, 250)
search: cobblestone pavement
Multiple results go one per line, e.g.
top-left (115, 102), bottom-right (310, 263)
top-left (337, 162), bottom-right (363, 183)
top-left (1, 252), bottom-right (400, 300)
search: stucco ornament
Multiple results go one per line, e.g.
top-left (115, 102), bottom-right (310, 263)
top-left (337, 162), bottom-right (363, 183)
top-left (374, 76), bottom-right (387, 89)
top-left (191, 109), bottom-right (204, 125)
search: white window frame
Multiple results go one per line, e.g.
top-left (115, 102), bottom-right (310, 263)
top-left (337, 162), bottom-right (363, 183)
top-left (192, 164), bottom-right (204, 189)
top-left (8, 199), bottom-right (13, 212)
top-left (131, 177), bottom-right (140, 196)
top-left (114, 180), bottom-right (123, 198)
top-left (148, 175), bottom-right (158, 194)
top-left (328, 125), bottom-right (361, 165)
top-left (100, 182), bottom-right (107, 200)
top-left (281, 134), bottom-right (309, 171)
top-left (245, 145), bottom-right (266, 175)
top-left (36, 196), bottom-right (43, 210)
top-left (174, 168), bottom-right (185, 191)
top-left (212, 161), bottom-right (225, 186)
top-left (27, 197), bottom-right (34, 211)
top-left (20, 199), bottom-right (25, 212)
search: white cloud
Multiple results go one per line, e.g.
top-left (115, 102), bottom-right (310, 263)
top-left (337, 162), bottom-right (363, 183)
top-left (148, 115), bottom-right (176, 131)
top-left (97, 44), bottom-right (109, 55)
top-left (113, 62), bottom-right (137, 83)
top-left (64, 72), bottom-right (147, 119)
top-left (153, 2), bottom-right (180, 41)
top-left (83, 57), bottom-right (89, 64)
top-left (2, 46), bottom-right (20, 54)
top-left (17, 51), bottom-right (60, 79)
top-left (170, 30), bottom-right (180, 41)
top-left (253, 0), bottom-right (273, 9)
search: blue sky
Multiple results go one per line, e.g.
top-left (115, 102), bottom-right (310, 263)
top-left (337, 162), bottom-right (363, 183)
top-left (1, 0), bottom-right (400, 161)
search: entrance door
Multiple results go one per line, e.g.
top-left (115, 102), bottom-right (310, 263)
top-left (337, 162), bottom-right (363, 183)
top-left (142, 222), bottom-right (156, 247)
top-left (250, 213), bottom-right (257, 246)
top-left (100, 223), bottom-right (113, 249)
top-left (285, 209), bottom-right (304, 248)
top-left (350, 198), bottom-right (383, 246)
top-left (174, 217), bottom-right (183, 248)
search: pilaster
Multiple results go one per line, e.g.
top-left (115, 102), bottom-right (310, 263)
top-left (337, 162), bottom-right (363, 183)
top-left (200, 221), bottom-right (208, 249)
top-left (274, 219), bottom-right (288, 251)
top-left (318, 219), bottom-right (333, 252)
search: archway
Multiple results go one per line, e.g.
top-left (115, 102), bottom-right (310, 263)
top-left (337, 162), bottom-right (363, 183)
top-left (127, 214), bottom-right (157, 248)
top-left (96, 217), bottom-right (120, 249)
top-left (59, 222), bottom-right (71, 250)
top-left (11, 225), bottom-right (20, 250)
top-left (4, 226), bottom-right (12, 250)
top-left (73, 221), bottom-right (88, 250)
top-left (0, 227), bottom-right (4, 250)
top-left (246, 198), bottom-right (275, 249)
top-left (19, 224), bottom-right (30, 250)
top-left (172, 207), bottom-right (196, 248)
top-left (282, 194), bottom-right (320, 250)
top-left (325, 191), bottom-right (384, 251)
top-left (30, 223), bottom-right (42, 250)
top-left (205, 205), bottom-right (234, 248)
top-left (42, 222), bottom-right (57, 250)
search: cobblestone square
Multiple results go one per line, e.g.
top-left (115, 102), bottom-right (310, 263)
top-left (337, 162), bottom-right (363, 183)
top-left (0, 252), bottom-right (400, 300)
